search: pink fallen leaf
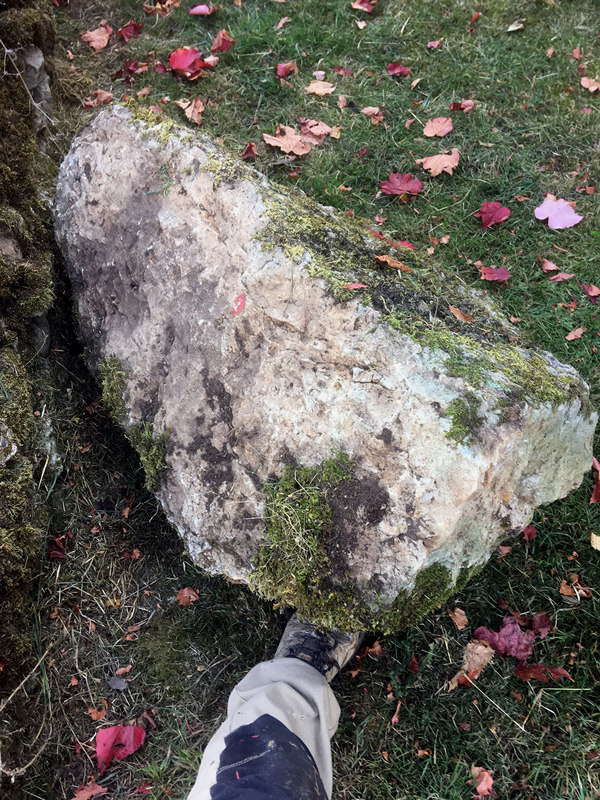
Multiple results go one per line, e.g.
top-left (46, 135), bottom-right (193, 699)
top-left (80, 25), bottom-right (113, 51)
top-left (514, 663), bottom-right (572, 683)
top-left (342, 282), bottom-right (368, 290)
top-left (391, 699), bottom-right (403, 725)
top-left (405, 118), bottom-right (415, 129)
top-left (83, 89), bottom-right (113, 108)
top-left (590, 457), bottom-right (600, 505)
top-left (580, 282), bottom-right (600, 304)
top-left (275, 16), bottom-right (291, 29)
top-left (361, 106), bottom-right (383, 124)
top-left (351, 0), bottom-right (374, 11)
top-left (387, 62), bottom-right (411, 76)
top-left (211, 29), bottom-right (234, 52)
top-left (189, 3), bottom-right (216, 13)
top-left (540, 258), bottom-right (560, 272)
top-left (522, 525), bottom-right (536, 542)
top-left (355, 19), bottom-right (367, 29)
top-left (427, 39), bottom-right (442, 49)
top-left (333, 66), bottom-right (353, 76)
top-left (479, 265), bottom-right (511, 282)
top-left (231, 294), bottom-right (246, 316)
top-left (474, 616), bottom-right (535, 661)
top-left (297, 118), bottom-right (332, 144)
top-left (548, 272), bottom-right (575, 282)
top-left (378, 171), bottom-right (422, 198)
top-left (312, 69), bottom-right (325, 80)
top-left (304, 80), bottom-right (335, 96)
top-left (415, 148), bottom-right (460, 176)
top-left (423, 116), bottom-right (453, 137)
top-left (369, 229), bottom-right (414, 250)
top-left (580, 76), bottom-right (600, 93)
top-left (534, 194), bottom-right (583, 229)
top-left (531, 611), bottom-right (552, 639)
top-left (240, 142), bottom-right (258, 159)
top-left (276, 61), bottom-right (298, 78)
top-left (473, 201), bottom-right (511, 229)
top-left (449, 99), bottom-right (474, 113)
top-left (263, 124), bottom-right (311, 156)
top-left (96, 725), bottom-right (145, 774)
top-left (469, 767), bottom-right (494, 797)
top-left (338, 94), bottom-right (347, 109)
top-left (566, 326), bottom-right (586, 341)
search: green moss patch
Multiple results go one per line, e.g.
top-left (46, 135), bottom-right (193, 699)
top-left (128, 422), bottom-right (169, 492)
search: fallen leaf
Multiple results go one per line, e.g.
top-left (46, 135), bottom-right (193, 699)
top-left (297, 117), bottom-right (332, 144)
top-left (572, 47), bottom-right (581, 61)
top-left (473, 616), bottom-right (535, 660)
top-left (87, 706), bottom-right (107, 722)
top-left (391, 699), bottom-right (402, 725)
top-left (334, 66), bottom-right (353, 76)
top-left (549, 272), bottom-right (575, 282)
top-left (143, 0), bottom-right (179, 15)
top-left (378, 171), bottom-right (422, 198)
top-left (189, 3), bottom-right (216, 13)
top-left (515, 195), bottom-right (530, 201)
top-left (177, 586), bottom-right (200, 606)
top-left (338, 94), bottom-right (347, 109)
top-left (381, 750), bottom-right (389, 761)
top-left (469, 766), bottom-right (494, 797)
top-left (415, 148), bottom-right (460, 176)
top-left (535, 194), bottom-right (583, 229)
top-left (275, 16), bottom-right (291, 29)
top-left (479, 265), bottom-right (511, 282)
top-left (546, 46), bottom-right (555, 58)
top-left (48, 530), bottom-right (73, 559)
top-left (304, 80), bottom-right (335, 96)
top-left (80, 25), bottom-right (113, 51)
top-left (374, 254), bottom-right (412, 273)
top-left (240, 142), bottom-right (258, 159)
top-left (559, 579), bottom-right (576, 596)
top-left (405, 118), bottom-right (416, 129)
top-left (590, 532), bottom-right (600, 550)
top-left (211, 29), bottom-right (234, 52)
top-left (522, 525), bottom-right (536, 542)
top-left (342, 282), bottom-right (368, 290)
top-left (448, 607), bottom-right (468, 630)
top-left (116, 20), bottom-right (143, 42)
top-left (591, 457), bottom-right (600, 504)
top-left (387, 62), bottom-right (411, 76)
top-left (361, 106), bottom-right (383, 124)
top-left (71, 783), bottom-right (108, 800)
top-left (448, 306), bottom-right (473, 324)
top-left (566, 326), bottom-right (586, 340)
top-left (473, 201), bottom-right (511, 229)
top-left (329, 125), bottom-right (341, 139)
top-left (133, 782), bottom-right (153, 795)
top-left (506, 19), bottom-right (525, 32)
top-left (427, 39), bottom-right (442, 49)
top-left (136, 87), bottom-right (151, 98)
top-left (355, 19), bottom-right (367, 29)
top-left (351, 0), bottom-right (374, 10)
top-left (312, 69), bottom-right (325, 80)
top-left (423, 116), bottom-right (453, 137)
top-left (410, 77), bottom-right (423, 90)
top-left (174, 97), bottom-right (204, 125)
top-left (580, 282), bottom-right (600, 304)
top-left (276, 61), bottom-right (298, 78)
top-left (531, 611), bottom-right (552, 639)
top-left (83, 90), bottom-right (113, 109)
top-left (369, 229), bottom-right (414, 250)
top-left (70, 675), bottom-right (79, 686)
top-left (263, 124), bottom-right (311, 156)
top-left (96, 725), bottom-right (145, 774)
top-left (449, 99), bottom-right (474, 113)
top-left (417, 747), bottom-right (432, 756)
top-left (169, 47), bottom-right (213, 80)
top-left (116, 665), bottom-right (133, 676)
top-left (497, 545), bottom-right (512, 557)
top-left (580, 76), bottom-right (600, 93)
top-left (514, 663), bottom-right (572, 683)
top-left (540, 258), bottom-right (559, 272)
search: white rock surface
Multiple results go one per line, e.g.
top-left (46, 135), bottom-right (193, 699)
top-left (54, 107), bottom-right (596, 627)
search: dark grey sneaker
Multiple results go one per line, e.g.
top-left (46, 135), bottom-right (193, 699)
top-left (274, 613), bottom-right (364, 682)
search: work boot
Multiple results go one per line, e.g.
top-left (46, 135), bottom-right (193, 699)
top-left (274, 613), bottom-right (364, 682)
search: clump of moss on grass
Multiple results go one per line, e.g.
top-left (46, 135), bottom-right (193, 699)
top-left (99, 357), bottom-right (126, 422)
top-left (128, 422), bottom-right (169, 492)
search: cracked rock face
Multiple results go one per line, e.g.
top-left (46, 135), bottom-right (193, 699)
top-left (55, 108), bottom-right (596, 628)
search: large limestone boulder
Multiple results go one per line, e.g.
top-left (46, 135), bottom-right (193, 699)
top-left (55, 107), bottom-right (596, 631)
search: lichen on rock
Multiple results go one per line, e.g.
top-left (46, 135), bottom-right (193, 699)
top-left (54, 107), bottom-right (597, 630)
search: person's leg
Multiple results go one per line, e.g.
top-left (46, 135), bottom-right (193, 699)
top-left (188, 616), bottom-right (363, 800)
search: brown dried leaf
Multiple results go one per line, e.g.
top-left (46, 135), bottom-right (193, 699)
top-left (448, 607), bottom-right (468, 630)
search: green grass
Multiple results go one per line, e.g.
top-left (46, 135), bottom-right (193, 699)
top-left (15, 0), bottom-right (600, 797)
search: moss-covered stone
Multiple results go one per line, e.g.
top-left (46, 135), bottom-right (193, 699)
top-left (99, 357), bottom-right (126, 422)
top-left (445, 392), bottom-right (483, 444)
top-left (128, 422), bottom-right (168, 492)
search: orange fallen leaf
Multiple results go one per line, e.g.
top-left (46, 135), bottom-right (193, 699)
top-left (374, 254), bottom-right (412, 273)
top-left (566, 326), bottom-right (586, 341)
top-left (361, 106), bottom-right (383, 124)
top-left (415, 148), bottom-right (460, 176)
top-left (240, 142), bottom-right (258, 159)
top-left (305, 80), bottom-right (335, 96)
top-left (581, 76), bottom-right (600, 93)
top-left (448, 305), bottom-right (473, 324)
top-left (83, 90), bottom-right (113, 108)
top-left (338, 94), bottom-right (347, 109)
top-left (87, 706), bottom-right (107, 722)
top-left (448, 607), bottom-right (468, 630)
top-left (116, 665), bottom-right (133, 676)
top-left (423, 116), bottom-right (453, 137)
top-left (263, 124), bottom-right (311, 156)
top-left (177, 586), bottom-right (200, 606)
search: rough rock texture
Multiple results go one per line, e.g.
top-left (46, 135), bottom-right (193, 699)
top-left (55, 107), bottom-right (596, 630)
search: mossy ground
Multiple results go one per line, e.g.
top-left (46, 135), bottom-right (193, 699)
top-left (1, 0), bottom-right (599, 797)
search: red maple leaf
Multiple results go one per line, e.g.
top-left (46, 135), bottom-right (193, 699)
top-left (378, 171), bottom-right (422, 197)
top-left (474, 616), bottom-right (535, 661)
top-left (48, 530), bottom-right (73, 559)
top-left (211, 29), bottom-right (234, 53)
top-left (513, 663), bottom-right (572, 683)
top-left (169, 47), bottom-right (201, 76)
top-left (522, 524), bottom-right (536, 542)
top-left (479, 265), bottom-right (511, 282)
top-left (231, 293), bottom-right (246, 316)
top-left (116, 21), bottom-right (143, 43)
top-left (240, 142), bottom-right (258, 160)
top-left (387, 62), bottom-right (411, 76)
top-left (531, 611), bottom-right (552, 639)
top-left (580, 282), bottom-right (600, 304)
top-left (473, 201), bottom-right (511, 229)
top-left (276, 61), bottom-right (298, 78)
top-left (96, 725), bottom-right (145, 774)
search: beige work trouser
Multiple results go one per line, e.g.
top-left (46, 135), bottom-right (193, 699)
top-left (187, 658), bottom-right (340, 799)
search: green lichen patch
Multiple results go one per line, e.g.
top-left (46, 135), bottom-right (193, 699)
top-left (128, 422), bottom-right (169, 492)
top-left (0, 347), bottom-right (34, 447)
top-left (99, 357), bottom-right (126, 422)
top-left (445, 392), bottom-right (483, 445)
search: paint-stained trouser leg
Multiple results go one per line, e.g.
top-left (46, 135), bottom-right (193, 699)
top-left (187, 658), bottom-right (340, 800)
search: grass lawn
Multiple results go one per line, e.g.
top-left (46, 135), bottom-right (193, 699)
top-left (13, 0), bottom-right (600, 797)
